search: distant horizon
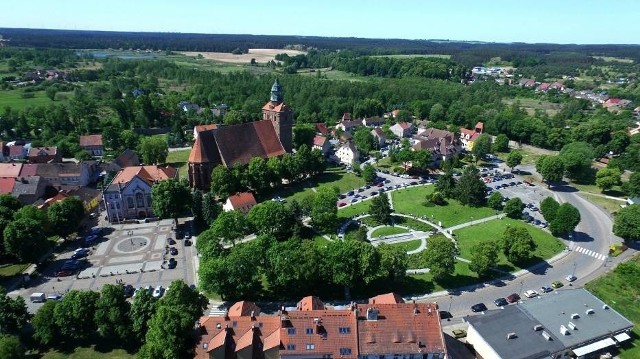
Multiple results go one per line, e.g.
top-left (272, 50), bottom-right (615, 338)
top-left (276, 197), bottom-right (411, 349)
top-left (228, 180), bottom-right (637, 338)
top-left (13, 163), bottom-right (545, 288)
top-left (1, 26), bottom-right (638, 47)
top-left (1, 0), bottom-right (639, 45)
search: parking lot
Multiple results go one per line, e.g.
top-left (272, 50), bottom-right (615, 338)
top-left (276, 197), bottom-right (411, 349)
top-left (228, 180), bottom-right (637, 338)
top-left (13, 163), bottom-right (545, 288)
top-left (18, 217), bottom-right (197, 313)
top-left (337, 170), bottom-right (433, 208)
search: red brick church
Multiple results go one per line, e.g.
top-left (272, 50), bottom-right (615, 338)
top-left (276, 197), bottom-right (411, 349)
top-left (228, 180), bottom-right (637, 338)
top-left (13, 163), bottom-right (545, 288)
top-left (188, 79), bottom-right (293, 190)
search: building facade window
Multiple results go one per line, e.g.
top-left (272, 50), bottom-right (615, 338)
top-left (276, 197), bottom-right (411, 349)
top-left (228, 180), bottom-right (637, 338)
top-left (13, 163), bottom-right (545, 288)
top-left (127, 197), bottom-right (134, 208)
top-left (306, 344), bottom-right (315, 350)
top-left (286, 344), bottom-right (296, 350)
top-left (306, 328), bottom-right (314, 335)
top-left (339, 348), bottom-right (352, 355)
top-left (339, 327), bottom-right (351, 334)
top-left (287, 328), bottom-right (296, 335)
top-left (136, 192), bottom-right (145, 207)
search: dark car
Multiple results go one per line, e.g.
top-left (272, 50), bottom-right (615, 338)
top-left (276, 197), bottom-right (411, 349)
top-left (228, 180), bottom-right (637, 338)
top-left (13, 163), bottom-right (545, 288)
top-left (168, 238), bottom-right (176, 245)
top-left (123, 284), bottom-right (135, 298)
top-left (71, 251), bottom-right (88, 260)
top-left (370, 191), bottom-right (378, 196)
top-left (506, 293), bottom-right (521, 303)
top-left (410, 181), bottom-right (418, 186)
top-left (347, 191), bottom-right (355, 196)
top-left (541, 286), bottom-right (553, 293)
top-left (439, 311), bottom-right (453, 320)
top-left (185, 239), bottom-right (192, 246)
top-left (169, 247), bottom-right (178, 256)
top-left (471, 303), bottom-right (487, 312)
top-left (494, 298), bottom-right (508, 307)
top-left (167, 258), bottom-right (177, 269)
top-left (184, 232), bottom-right (191, 239)
top-left (384, 179), bottom-right (391, 184)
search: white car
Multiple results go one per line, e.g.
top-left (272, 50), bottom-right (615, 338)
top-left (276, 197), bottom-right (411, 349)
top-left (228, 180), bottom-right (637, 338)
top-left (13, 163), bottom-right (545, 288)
top-left (566, 274), bottom-right (577, 282)
top-left (152, 285), bottom-right (164, 298)
top-left (524, 290), bottom-right (539, 298)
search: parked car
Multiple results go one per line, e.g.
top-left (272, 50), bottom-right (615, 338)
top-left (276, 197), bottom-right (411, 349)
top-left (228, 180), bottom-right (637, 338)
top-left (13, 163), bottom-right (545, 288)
top-left (439, 311), bottom-right (452, 320)
top-left (185, 239), bottom-right (192, 246)
top-left (123, 284), bottom-right (135, 298)
top-left (338, 202), bottom-right (347, 207)
top-left (524, 290), bottom-right (539, 298)
top-left (168, 238), bottom-right (176, 245)
top-left (494, 297), bottom-right (508, 307)
top-left (452, 329), bottom-right (467, 338)
top-left (541, 286), bottom-right (553, 293)
top-left (169, 247), bottom-right (178, 256)
top-left (566, 274), bottom-right (577, 282)
top-left (152, 286), bottom-right (164, 298)
top-left (167, 258), bottom-right (177, 269)
top-left (184, 232), bottom-right (191, 239)
top-left (551, 281), bottom-right (564, 289)
top-left (506, 293), bottom-right (521, 303)
top-left (471, 303), bottom-right (487, 312)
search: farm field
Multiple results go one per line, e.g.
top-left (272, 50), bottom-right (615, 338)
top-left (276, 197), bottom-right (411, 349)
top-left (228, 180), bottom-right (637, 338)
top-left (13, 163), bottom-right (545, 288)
top-left (503, 97), bottom-right (563, 116)
top-left (0, 89), bottom-right (72, 110)
top-left (179, 49), bottom-right (305, 64)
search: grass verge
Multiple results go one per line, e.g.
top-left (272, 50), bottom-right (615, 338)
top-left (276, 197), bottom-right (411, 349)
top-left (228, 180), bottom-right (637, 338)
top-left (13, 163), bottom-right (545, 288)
top-left (166, 149), bottom-right (191, 179)
top-left (371, 226), bottom-right (409, 238)
top-left (389, 239), bottom-right (422, 252)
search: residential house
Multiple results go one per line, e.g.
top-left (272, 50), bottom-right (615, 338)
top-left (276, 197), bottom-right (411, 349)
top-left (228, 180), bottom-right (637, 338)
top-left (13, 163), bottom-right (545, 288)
top-left (604, 98), bottom-right (632, 112)
top-left (413, 128), bottom-right (460, 165)
top-left (178, 101), bottom-right (200, 112)
top-left (390, 121), bottom-right (414, 138)
top-left (312, 135), bottom-right (330, 155)
top-left (222, 192), bottom-right (257, 215)
top-left (8, 145), bottom-right (27, 161)
top-left (549, 82), bottom-right (566, 91)
top-left (362, 116), bottom-right (385, 127)
top-left (459, 121), bottom-right (484, 151)
top-left (194, 293), bottom-right (446, 359)
top-left (210, 104), bottom-right (229, 117)
top-left (103, 165), bottom-right (178, 222)
top-left (336, 113), bottom-right (362, 133)
top-left (79, 134), bottom-right (104, 157)
top-left (11, 176), bottom-right (46, 205)
top-left (536, 83), bottom-right (551, 92)
top-left (370, 127), bottom-right (386, 147)
top-left (632, 106), bottom-right (640, 117)
top-left (336, 141), bottom-right (359, 165)
top-left (339, 131), bottom-right (353, 143)
top-left (28, 147), bottom-right (61, 163)
top-left (0, 177), bottom-right (15, 195)
top-left (0, 163), bottom-right (23, 178)
top-left (31, 162), bottom-right (94, 188)
top-left (193, 124), bottom-right (218, 140)
top-left (628, 122), bottom-right (640, 136)
top-left (315, 122), bottom-right (329, 136)
top-left (466, 289), bottom-right (633, 359)
top-left (188, 79), bottom-right (293, 191)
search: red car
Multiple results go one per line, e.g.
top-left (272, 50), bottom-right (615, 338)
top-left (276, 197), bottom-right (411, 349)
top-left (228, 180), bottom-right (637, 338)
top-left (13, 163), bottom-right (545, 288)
top-left (56, 270), bottom-right (74, 277)
top-left (338, 202), bottom-right (347, 207)
top-left (506, 293), bottom-right (521, 303)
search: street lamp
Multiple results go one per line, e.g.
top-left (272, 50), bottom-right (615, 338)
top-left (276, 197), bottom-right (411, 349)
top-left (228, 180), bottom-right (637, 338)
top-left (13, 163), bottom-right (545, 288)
top-left (519, 280), bottom-right (524, 296)
top-left (448, 296), bottom-right (453, 313)
top-left (572, 262), bottom-right (577, 277)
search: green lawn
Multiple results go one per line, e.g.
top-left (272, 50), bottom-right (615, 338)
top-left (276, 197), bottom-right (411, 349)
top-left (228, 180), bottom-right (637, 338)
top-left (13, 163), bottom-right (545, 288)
top-left (453, 218), bottom-right (565, 271)
top-left (585, 256), bottom-right (640, 358)
top-left (371, 226), bottom-right (409, 238)
top-left (404, 261), bottom-right (490, 294)
top-left (40, 347), bottom-right (136, 359)
top-left (394, 216), bottom-right (435, 232)
top-left (388, 239), bottom-right (422, 252)
top-left (274, 169), bottom-right (365, 204)
top-left (166, 149), bottom-right (191, 179)
top-left (0, 89), bottom-right (72, 110)
top-left (338, 200), bottom-right (371, 219)
top-left (392, 186), bottom-right (496, 227)
top-left (579, 193), bottom-right (625, 214)
top-left (0, 262), bottom-right (29, 277)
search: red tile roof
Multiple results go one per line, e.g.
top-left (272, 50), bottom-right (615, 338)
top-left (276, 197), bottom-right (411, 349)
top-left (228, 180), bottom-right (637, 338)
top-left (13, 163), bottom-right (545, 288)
top-left (194, 124), bottom-right (218, 133)
top-left (228, 301), bottom-right (261, 317)
top-left (475, 121), bottom-right (484, 131)
top-left (0, 163), bottom-right (23, 177)
top-left (226, 192), bottom-right (257, 212)
top-left (8, 145), bottom-right (24, 157)
top-left (283, 309), bottom-right (358, 358)
top-left (398, 121), bottom-right (412, 129)
top-left (312, 135), bottom-right (327, 147)
top-left (369, 292), bottom-right (405, 304)
top-left (19, 163), bottom-right (38, 177)
top-left (297, 296), bottom-right (325, 311)
top-left (0, 177), bottom-right (15, 194)
top-left (111, 166), bottom-right (177, 186)
top-left (79, 134), bottom-right (103, 147)
top-left (262, 101), bottom-right (290, 113)
top-left (28, 147), bottom-right (58, 157)
top-left (342, 113), bottom-right (352, 121)
top-left (356, 302), bottom-right (445, 355)
top-left (371, 127), bottom-right (385, 138)
top-left (315, 123), bottom-right (328, 135)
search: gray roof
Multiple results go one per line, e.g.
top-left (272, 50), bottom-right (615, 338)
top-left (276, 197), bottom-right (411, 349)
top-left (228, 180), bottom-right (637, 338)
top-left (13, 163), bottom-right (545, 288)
top-left (467, 289), bottom-right (633, 359)
top-left (519, 289), bottom-right (633, 348)
top-left (467, 305), bottom-right (564, 359)
top-left (12, 176), bottom-right (43, 196)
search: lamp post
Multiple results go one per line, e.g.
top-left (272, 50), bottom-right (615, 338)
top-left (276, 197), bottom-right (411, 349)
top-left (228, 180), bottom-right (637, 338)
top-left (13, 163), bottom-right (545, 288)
top-left (519, 280), bottom-right (524, 297)
top-left (572, 261), bottom-right (577, 277)
top-left (448, 296), bottom-right (453, 313)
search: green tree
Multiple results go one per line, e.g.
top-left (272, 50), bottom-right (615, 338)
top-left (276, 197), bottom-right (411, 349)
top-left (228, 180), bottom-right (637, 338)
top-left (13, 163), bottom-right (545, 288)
top-left (248, 201), bottom-right (295, 240)
top-left (201, 192), bottom-right (221, 226)
top-left (311, 187), bottom-right (339, 232)
top-left (210, 210), bottom-right (251, 247)
top-left (47, 196), bottom-right (85, 237)
top-left (455, 165), bottom-right (486, 207)
top-left (493, 134), bottom-right (510, 153)
top-left (129, 289), bottom-right (158, 345)
top-left (506, 150), bottom-right (523, 172)
top-left (595, 167), bottom-right (621, 192)
top-left (159, 280), bottom-right (207, 326)
top-left (429, 103), bottom-right (445, 121)
top-left (362, 164), bottom-right (376, 184)
top-left (469, 240), bottom-right (498, 277)
top-left (139, 136), bottom-right (169, 165)
top-left (472, 134), bottom-right (492, 162)
top-left (138, 305), bottom-right (193, 359)
top-left (613, 204), bottom-right (640, 241)
top-left (549, 203), bottom-right (581, 236)
top-left (293, 124), bottom-right (316, 149)
top-left (559, 141), bottom-right (594, 181)
top-left (210, 165), bottom-right (238, 199)
top-left (199, 242), bottom-right (263, 300)
top-left (194, 228), bottom-right (224, 262)
top-left (0, 334), bottom-right (25, 359)
top-left (32, 301), bottom-right (58, 346)
top-left (503, 197), bottom-right (525, 219)
top-left (369, 194), bottom-right (393, 224)
top-left (151, 179), bottom-right (192, 221)
top-left (192, 190), bottom-right (204, 229)
top-left (378, 244), bottom-right (408, 281)
top-left (246, 157), bottom-right (272, 193)
top-left (13, 205), bottom-right (49, 234)
top-left (325, 239), bottom-right (381, 299)
top-left (435, 171), bottom-right (456, 198)
top-left (94, 284), bottom-right (131, 342)
top-left (423, 236), bottom-right (456, 281)
top-left (540, 197), bottom-right (560, 223)
top-left (263, 239), bottom-right (322, 298)
top-left (0, 195), bottom-right (22, 212)
top-left (45, 86), bottom-right (57, 101)
top-left (353, 127), bottom-right (376, 153)
top-left (624, 172), bottom-right (640, 197)
top-left (487, 191), bottom-right (504, 210)
top-left (3, 218), bottom-right (49, 262)
top-left (0, 289), bottom-right (30, 335)
top-left (536, 155), bottom-right (565, 187)
top-left (501, 226), bottom-right (536, 264)
top-left (53, 290), bottom-right (100, 341)
top-left (412, 150), bottom-right (432, 171)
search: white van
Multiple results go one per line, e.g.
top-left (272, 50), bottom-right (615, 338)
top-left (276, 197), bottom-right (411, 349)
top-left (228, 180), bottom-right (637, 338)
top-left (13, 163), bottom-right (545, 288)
top-left (30, 292), bottom-right (46, 303)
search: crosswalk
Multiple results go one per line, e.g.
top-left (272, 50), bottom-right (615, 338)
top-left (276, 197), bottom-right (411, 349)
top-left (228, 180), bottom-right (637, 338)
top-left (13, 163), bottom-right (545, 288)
top-left (573, 246), bottom-right (607, 261)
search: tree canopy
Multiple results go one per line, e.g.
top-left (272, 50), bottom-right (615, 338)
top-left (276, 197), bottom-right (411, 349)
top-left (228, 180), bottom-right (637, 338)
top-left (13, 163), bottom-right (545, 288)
top-left (423, 236), bottom-right (456, 281)
top-left (151, 179), bottom-right (192, 220)
top-left (139, 136), bottom-right (169, 165)
top-left (549, 203), bottom-right (581, 236)
top-left (613, 204), bottom-right (640, 241)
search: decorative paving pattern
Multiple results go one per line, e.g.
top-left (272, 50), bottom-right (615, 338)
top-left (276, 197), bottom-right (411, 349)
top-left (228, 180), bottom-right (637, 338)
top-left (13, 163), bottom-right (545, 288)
top-left (113, 236), bottom-right (149, 254)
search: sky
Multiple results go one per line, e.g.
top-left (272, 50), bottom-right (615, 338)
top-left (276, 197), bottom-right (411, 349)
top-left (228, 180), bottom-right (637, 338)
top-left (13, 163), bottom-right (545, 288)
top-left (1, 0), bottom-right (639, 45)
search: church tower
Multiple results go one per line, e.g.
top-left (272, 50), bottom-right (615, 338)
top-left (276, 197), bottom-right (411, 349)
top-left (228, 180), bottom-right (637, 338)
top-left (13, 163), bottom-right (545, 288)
top-left (262, 78), bottom-right (293, 152)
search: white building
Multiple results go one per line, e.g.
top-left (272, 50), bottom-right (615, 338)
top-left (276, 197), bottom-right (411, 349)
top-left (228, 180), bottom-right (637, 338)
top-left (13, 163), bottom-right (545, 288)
top-left (335, 141), bottom-right (359, 165)
top-left (390, 121), bottom-right (413, 138)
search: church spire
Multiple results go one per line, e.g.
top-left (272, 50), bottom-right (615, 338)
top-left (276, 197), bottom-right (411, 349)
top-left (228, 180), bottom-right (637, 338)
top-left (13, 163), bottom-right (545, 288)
top-left (270, 78), bottom-right (283, 103)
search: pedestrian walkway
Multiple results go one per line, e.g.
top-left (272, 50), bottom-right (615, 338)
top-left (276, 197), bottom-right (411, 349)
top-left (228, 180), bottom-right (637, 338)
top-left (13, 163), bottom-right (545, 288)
top-left (573, 245), bottom-right (607, 261)
top-left (444, 213), bottom-right (504, 232)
